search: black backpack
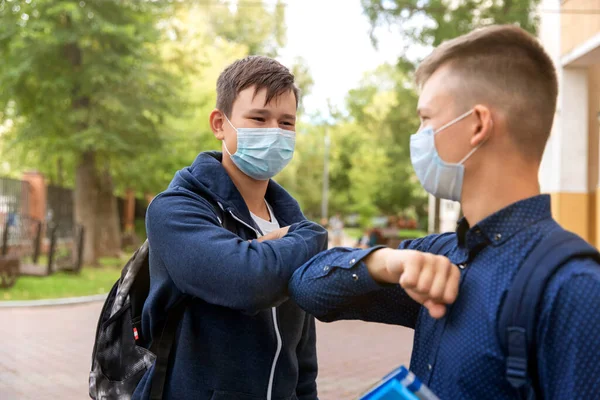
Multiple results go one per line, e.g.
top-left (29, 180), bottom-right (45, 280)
top-left (429, 227), bottom-right (600, 399)
top-left (89, 198), bottom-right (236, 400)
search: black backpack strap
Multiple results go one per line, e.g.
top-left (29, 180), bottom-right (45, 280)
top-left (498, 227), bottom-right (600, 400)
top-left (148, 197), bottom-right (236, 399)
top-left (428, 233), bottom-right (456, 256)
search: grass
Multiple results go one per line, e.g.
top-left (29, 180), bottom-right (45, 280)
top-left (0, 257), bottom-right (124, 301)
top-left (344, 227), bottom-right (427, 239)
top-left (344, 227), bottom-right (363, 240)
top-left (398, 229), bottom-right (427, 238)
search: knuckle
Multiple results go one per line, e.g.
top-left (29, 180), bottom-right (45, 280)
top-left (410, 251), bottom-right (425, 265)
top-left (436, 255), bottom-right (451, 267)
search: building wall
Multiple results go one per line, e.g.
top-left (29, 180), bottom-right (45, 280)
top-left (588, 65), bottom-right (600, 245)
top-left (538, 0), bottom-right (600, 245)
top-left (561, 0), bottom-right (600, 55)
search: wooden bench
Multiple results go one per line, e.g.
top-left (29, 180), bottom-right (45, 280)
top-left (0, 255), bottom-right (19, 289)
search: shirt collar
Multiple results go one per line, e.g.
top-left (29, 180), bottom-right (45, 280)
top-left (456, 194), bottom-right (552, 250)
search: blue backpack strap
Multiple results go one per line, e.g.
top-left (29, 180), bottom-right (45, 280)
top-left (428, 233), bottom-right (456, 256)
top-left (498, 227), bottom-right (600, 400)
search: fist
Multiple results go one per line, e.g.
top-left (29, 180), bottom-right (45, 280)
top-left (366, 248), bottom-right (460, 318)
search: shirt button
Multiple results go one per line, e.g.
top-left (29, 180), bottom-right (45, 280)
top-left (323, 266), bottom-right (330, 272)
top-left (352, 273), bottom-right (359, 281)
top-left (428, 364), bottom-right (433, 371)
top-left (495, 233), bottom-right (502, 241)
top-left (350, 258), bottom-right (356, 265)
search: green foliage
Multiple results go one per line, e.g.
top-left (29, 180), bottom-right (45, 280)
top-left (361, 0), bottom-right (540, 47)
top-left (0, 0), bottom-right (186, 161)
top-left (276, 122), bottom-right (326, 218)
top-left (278, 64), bottom-right (426, 222)
top-left (0, 0), bottom-right (433, 232)
top-left (350, 0), bottom-right (541, 225)
top-left (0, 1), bottom-right (293, 195)
top-left (205, 0), bottom-right (287, 57)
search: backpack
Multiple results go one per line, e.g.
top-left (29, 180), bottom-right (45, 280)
top-left (428, 227), bottom-right (600, 400)
top-left (89, 198), bottom-right (236, 400)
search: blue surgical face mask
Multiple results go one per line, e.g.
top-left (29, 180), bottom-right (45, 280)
top-left (410, 109), bottom-right (481, 202)
top-left (223, 116), bottom-right (296, 181)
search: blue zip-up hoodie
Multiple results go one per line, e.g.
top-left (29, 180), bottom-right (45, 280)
top-left (132, 152), bottom-right (328, 400)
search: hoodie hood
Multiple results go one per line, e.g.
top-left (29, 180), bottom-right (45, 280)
top-left (169, 151), bottom-right (306, 226)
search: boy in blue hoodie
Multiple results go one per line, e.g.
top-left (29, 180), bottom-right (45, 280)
top-left (133, 56), bottom-right (460, 400)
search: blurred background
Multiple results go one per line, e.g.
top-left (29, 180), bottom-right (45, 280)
top-left (0, 0), bottom-right (597, 398)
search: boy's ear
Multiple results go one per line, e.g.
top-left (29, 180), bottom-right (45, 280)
top-left (470, 105), bottom-right (493, 147)
top-left (210, 109), bottom-right (226, 140)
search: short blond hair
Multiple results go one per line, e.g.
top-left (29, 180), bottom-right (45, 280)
top-left (416, 25), bottom-right (558, 160)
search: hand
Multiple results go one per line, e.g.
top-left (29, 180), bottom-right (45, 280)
top-left (364, 248), bottom-right (460, 319)
top-left (256, 226), bottom-right (291, 242)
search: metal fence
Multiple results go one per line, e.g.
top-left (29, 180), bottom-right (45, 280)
top-left (46, 185), bottom-right (75, 240)
top-left (0, 177), bottom-right (31, 252)
top-left (1, 178), bottom-right (146, 265)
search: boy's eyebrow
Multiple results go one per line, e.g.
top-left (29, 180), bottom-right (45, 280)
top-left (247, 109), bottom-right (270, 115)
top-left (247, 109), bottom-right (296, 121)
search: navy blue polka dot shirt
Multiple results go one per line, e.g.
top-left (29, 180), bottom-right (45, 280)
top-left (289, 195), bottom-right (600, 399)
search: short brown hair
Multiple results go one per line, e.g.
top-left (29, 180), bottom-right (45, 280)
top-left (216, 56), bottom-right (299, 117)
top-left (415, 25), bottom-right (558, 160)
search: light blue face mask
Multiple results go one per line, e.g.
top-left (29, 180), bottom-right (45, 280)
top-left (223, 116), bottom-right (296, 181)
top-left (410, 109), bottom-right (481, 202)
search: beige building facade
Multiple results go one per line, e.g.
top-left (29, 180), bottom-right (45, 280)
top-left (539, 0), bottom-right (600, 245)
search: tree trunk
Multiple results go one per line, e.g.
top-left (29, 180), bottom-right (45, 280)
top-left (74, 151), bottom-right (99, 266)
top-left (95, 165), bottom-right (122, 258)
top-left (57, 157), bottom-right (64, 187)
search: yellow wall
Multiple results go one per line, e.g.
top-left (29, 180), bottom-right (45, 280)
top-left (551, 192), bottom-right (590, 241)
top-left (588, 66), bottom-right (600, 245)
top-left (588, 65), bottom-right (600, 192)
top-left (595, 188), bottom-right (600, 248)
top-left (552, 1), bottom-right (600, 246)
top-left (561, 0), bottom-right (600, 55)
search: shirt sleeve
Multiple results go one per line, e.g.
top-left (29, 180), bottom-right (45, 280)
top-left (288, 246), bottom-right (421, 328)
top-left (536, 260), bottom-right (600, 399)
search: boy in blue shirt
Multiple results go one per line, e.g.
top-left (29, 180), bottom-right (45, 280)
top-left (289, 25), bottom-right (600, 399)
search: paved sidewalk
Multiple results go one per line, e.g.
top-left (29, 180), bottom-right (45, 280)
top-left (0, 301), bottom-right (413, 400)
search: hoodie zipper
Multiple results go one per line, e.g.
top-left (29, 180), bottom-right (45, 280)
top-left (227, 209), bottom-right (283, 400)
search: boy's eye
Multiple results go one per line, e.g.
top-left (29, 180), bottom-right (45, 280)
top-left (251, 117), bottom-right (265, 122)
top-left (282, 121), bottom-right (293, 126)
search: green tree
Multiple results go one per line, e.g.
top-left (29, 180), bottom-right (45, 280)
top-left (205, 0), bottom-right (287, 56)
top-left (344, 64), bottom-right (426, 220)
top-left (0, 0), bottom-right (297, 264)
top-left (361, 0), bottom-right (540, 47)
top-left (276, 122), bottom-right (326, 219)
top-left (110, 5), bottom-right (250, 196)
top-left (278, 64), bottom-right (424, 225)
top-left (111, 2), bottom-right (302, 196)
top-left (0, 0), bottom-right (186, 264)
top-left (357, 0), bottom-right (540, 226)
top-left (289, 56), bottom-right (315, 113)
